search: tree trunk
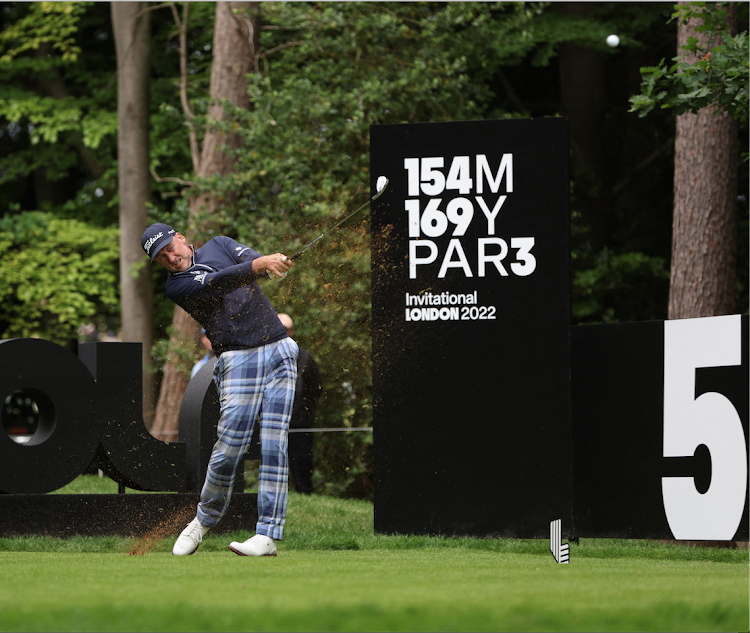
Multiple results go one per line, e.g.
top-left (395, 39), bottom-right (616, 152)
top-left (669, 109), bottom-right (738, 318)
top-left (668, 4), bottom-right (738, 319)
top-left (558, 2), bottom-right (610, 253)
top-left (112, 2), bottom-right (156, 427)
top-left (150, 2), bottom-right (260, 441)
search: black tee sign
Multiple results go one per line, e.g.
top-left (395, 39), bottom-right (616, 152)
top-left (370, 119), bottom-right (572, 538)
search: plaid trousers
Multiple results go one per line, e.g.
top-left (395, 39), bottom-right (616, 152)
top-left (196, 337), bottom-right (298, 540)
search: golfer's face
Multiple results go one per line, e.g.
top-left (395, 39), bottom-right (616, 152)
top-left (154, 234), bottom-right (192, 272)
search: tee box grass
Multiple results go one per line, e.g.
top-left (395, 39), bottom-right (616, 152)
top-left (0, 475), bottom-right (747, 632)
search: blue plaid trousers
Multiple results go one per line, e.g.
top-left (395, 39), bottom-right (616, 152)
top-left (196, 337), bottom-right (298, 540)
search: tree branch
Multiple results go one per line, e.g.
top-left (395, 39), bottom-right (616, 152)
top-left (169, 2), bottom-right (201, 173)
top-left (261, 40), bottom-right (305, 57)
top-left (135, 2), bottom-right (172, 20)
top-left (150, 166), bottom-right (194, 186)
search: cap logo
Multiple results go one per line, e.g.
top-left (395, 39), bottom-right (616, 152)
top-left (144, 232), bottom-right (163, 255)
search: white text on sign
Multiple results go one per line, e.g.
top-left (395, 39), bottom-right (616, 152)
top-left (404, 155), bottom-right (536, 279)
top-left (404, 291), bottom-right (497, 322)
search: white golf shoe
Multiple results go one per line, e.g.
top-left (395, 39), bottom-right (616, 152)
top-left (172, 517), bottom-right (210, 556)
top-left (228, 534), bottom-right (278, 557)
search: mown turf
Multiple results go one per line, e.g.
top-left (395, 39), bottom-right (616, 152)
top-left (0, 549), bottom-right (746, 632)
top-left (0, 476), bottom-right (746, 632)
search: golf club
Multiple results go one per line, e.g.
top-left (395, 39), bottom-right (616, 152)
top-left (266, 176), bottom-right (389, 280)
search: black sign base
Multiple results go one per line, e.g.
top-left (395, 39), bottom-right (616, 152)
top-left (0, 493), bottom-right (258, 537)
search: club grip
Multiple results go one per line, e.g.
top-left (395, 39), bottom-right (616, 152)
top-left (263, 271), bottom-right (287, 281)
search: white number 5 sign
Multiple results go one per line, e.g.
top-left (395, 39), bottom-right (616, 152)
top-left (662, 315), bottom-right (748, 540)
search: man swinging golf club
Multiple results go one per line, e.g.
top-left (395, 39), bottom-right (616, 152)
top-left (141, 223), bottom-right (296, 556)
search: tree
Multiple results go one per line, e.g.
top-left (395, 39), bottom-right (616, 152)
top-left (0, 2), bottom-right (121, 345)
top-left (629, 3), bottom-right (748, 126)
top-left (669, 4), bottom-right (741, 320)
top-left (111, 1), bottom-right (155, 425)
top-left (0, 1), bottom-right (211, 395)
top-left (631, 2), bottom-right (745, 318)
top-left (0, 2), bottom-right (118, 225)
top-left (149, 1), bottom-right (260, 441)
top-left (0, 211), bottom-right (119, 343)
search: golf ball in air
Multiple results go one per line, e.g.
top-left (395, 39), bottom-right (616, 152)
top-left (376, 176), bottom-right (388, 192)
top-left (606, 34), bottom-right (620, 47)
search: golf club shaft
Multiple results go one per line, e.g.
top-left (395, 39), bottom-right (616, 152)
top-left (264, 178), bottom-right (388, 280)
top-left (291, 179), bottom-right (389, 261)
top-left (291, 199), bottom-right (371, 261)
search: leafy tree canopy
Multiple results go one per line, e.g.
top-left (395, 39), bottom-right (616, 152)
top-left (630, 2), bottom-right (749, 126)
top-left (0, 211), bottom-right (119, 344)
top-left (0, 1), bottom-right (117, 215)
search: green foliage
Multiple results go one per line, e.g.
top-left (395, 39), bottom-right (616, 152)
top-left (0, 211), bottom-right (119, 343)
top-left (0, 1), bottom-right (87, 63)
top-left (573, 248), bottom-right (670, 324)
top-left (0, 1), bottom-right (118, 227)
top-left (0, 2), bottom-right (204, 224)
top-left (0, 93), bottom-right (116, 148)
top-left (630, 2), bottom-right (749, 126)
top-left (486, 2), bottom-right (680, 325)
top-left (313, 430), bottom-right (373, 499)
top-left (149, 323), bottom-right (201, 378)
top-left (0, 1), bottom-right (210, 345)
top-left (504, 4), bottom-right (635, 69)
top-left (148, 2), bottom-right (214, 197)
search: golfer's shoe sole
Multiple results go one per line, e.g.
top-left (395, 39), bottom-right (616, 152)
top-left (228, 545), bottom-right (277, 557)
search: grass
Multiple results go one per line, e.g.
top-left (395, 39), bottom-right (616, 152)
top-left (0, 476), bottom-right (747, 632)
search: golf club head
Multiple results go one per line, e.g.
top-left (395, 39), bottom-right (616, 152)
top-left (375, 176), bottom-right (389, 198)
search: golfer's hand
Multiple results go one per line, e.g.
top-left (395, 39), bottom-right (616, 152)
top-left (253, 253), bottom-right (294, 279)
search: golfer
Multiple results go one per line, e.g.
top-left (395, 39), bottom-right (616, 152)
top-left (141, 223), bottom-right (297, 557)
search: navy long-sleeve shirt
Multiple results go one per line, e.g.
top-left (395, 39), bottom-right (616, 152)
top-left (165, 236), bottom-right (287, 354)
